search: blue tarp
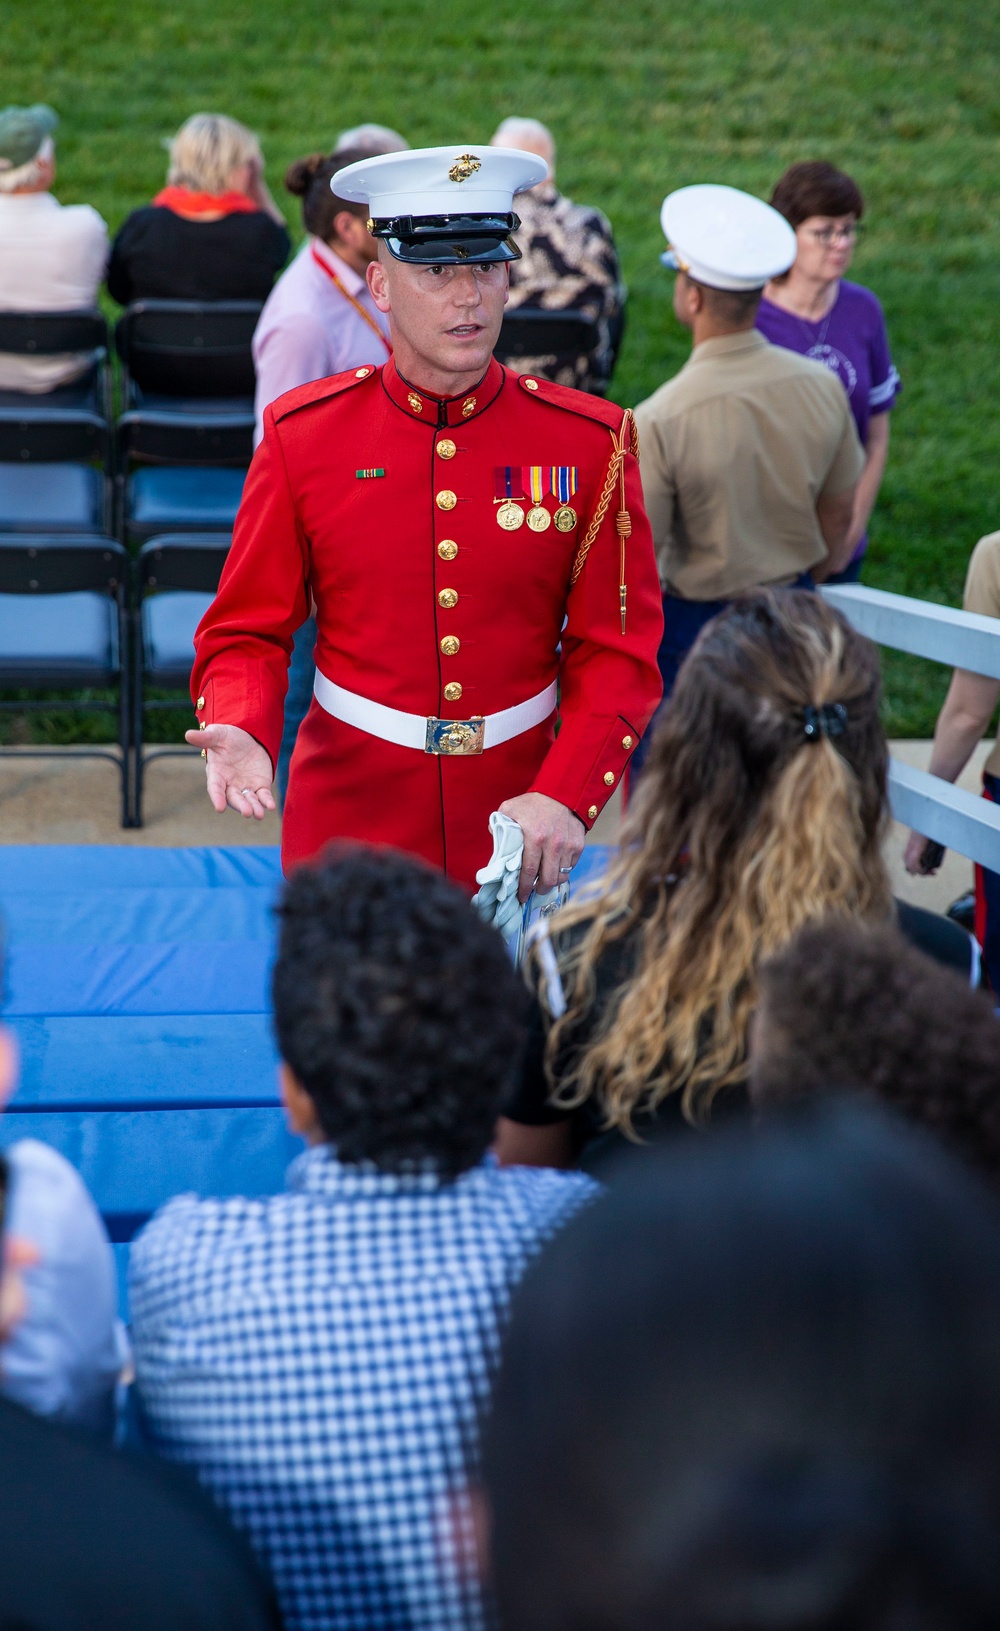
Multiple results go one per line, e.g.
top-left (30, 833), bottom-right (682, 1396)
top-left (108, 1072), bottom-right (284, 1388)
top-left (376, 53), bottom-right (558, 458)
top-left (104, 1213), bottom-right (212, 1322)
top-left (0, 842), bottom-right (612, 1308)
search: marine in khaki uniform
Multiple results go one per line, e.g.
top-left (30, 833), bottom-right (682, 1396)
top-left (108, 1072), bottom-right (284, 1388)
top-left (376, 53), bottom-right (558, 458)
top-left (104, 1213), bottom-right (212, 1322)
top-left (188, 146), bottom-right (663, 895)
top-left (634, 184), bottom-right (865, 708)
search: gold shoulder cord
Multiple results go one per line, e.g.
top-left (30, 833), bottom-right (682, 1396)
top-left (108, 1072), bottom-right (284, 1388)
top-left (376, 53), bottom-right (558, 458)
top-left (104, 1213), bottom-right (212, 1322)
top-left (569, 408), bottom-right (638, 634)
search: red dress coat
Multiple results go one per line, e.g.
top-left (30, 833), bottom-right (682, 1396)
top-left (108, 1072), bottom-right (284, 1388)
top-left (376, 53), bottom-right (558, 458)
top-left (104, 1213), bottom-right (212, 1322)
top-left (191, 355), bottom-right (663, 889)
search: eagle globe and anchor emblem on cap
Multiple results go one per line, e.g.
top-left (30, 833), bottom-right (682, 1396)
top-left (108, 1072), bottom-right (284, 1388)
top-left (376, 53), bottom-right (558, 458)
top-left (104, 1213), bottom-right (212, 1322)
top-left (448, 152), bottom-right (482, 184)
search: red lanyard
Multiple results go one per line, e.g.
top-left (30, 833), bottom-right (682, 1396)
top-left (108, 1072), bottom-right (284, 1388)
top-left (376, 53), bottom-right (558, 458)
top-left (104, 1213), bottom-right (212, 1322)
top-left (311, 247), bottom-right (391, 356)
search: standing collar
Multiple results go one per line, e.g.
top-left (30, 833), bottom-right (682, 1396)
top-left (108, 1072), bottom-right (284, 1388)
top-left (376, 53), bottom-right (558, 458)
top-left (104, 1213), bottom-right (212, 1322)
top-left (288, 1142), bottom-right (480, 1196)
top-left (381, 353), bottom-right (505, 427)
top-left (688, 329), bottom-right (770, 364)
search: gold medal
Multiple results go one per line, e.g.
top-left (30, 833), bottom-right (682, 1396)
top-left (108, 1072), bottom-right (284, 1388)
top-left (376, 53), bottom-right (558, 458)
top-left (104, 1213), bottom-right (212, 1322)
top-left (526, 505), bottom-right (551, 533)
top-left (496, 501), bottom-right (525, 531)
top-left (554, 505), bottom-right (578, 532)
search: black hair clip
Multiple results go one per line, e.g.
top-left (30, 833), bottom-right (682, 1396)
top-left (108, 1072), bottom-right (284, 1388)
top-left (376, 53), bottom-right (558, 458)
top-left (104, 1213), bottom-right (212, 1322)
top-left (802, 702), bottom-right (848, 742)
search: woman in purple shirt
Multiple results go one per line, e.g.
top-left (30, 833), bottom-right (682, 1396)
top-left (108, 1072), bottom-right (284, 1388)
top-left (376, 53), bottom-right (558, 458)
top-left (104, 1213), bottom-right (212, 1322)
top-left (757, 162), bottom-right (900, 582)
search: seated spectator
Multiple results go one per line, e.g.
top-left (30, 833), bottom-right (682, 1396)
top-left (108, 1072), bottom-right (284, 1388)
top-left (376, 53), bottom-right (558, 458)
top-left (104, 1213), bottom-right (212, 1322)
top-left (334, 122), bottom-right (409, 155)
top-left (0, 1159), bottom-right (279, 1626)
top-left (0, 103), bottom-right (108, 393)
top-left (0, 958), bottom-right (123, 1434)
top-left (497, 589), bottom-right (976, 1174)
top-left (748, 918), bottom-right (1000, 1178)
top-left (252, 145), bottom-right (391, 804)
top-left (490, 116), bottom-right (623, 394)
top-left (904, 528), bottom-right (1000, 993)
top-left (759, 162), bottom-right (900, 583)
top-left (481, 1101), bottom-right (1000, 1631)
top-left (253, 146), bottom-right (389, 443)
top-left (130, 847), bottom-right (596, 1631)
top-left (107, 112), bottom-right (290, 306)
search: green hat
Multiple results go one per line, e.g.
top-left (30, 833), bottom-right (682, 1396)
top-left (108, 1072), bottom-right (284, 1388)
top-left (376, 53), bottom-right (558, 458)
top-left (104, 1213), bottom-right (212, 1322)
top-left (0, 104), bottom-right (58, 172)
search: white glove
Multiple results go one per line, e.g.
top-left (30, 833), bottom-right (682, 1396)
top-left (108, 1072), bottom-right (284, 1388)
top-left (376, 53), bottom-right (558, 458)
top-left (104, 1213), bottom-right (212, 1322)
top-left (472, 811), bottom-right (524, 940)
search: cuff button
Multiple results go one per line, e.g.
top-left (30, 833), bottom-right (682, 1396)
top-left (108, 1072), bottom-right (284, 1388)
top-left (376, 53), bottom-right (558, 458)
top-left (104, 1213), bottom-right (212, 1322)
top-left (587, 804), bottom-right (598, 821)
top-left (622, 735), bottom-right (633, 749)
top-left (603, 771), bottom-right (615, 786)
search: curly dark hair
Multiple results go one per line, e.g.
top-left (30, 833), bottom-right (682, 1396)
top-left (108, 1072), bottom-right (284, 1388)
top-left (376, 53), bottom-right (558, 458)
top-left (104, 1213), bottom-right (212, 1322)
top-left (750, 918), bottom-right (1000, 1178)
top-left (272, 845), bottom-right (527, 1177)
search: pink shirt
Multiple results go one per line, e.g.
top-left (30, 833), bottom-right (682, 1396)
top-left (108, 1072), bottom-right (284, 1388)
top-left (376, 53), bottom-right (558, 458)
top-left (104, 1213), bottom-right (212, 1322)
top-left (251, 238), bottom-right (390, 444)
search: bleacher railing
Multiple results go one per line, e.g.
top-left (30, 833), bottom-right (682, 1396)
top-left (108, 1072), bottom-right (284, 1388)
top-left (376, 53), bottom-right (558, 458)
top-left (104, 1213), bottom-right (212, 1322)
top-left (821, 584), bottom-right (1000, 872)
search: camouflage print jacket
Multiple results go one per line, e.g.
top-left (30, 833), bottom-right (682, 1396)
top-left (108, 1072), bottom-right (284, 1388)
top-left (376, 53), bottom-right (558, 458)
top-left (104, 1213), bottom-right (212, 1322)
top-left (503, 183), bottom-right (625, 396)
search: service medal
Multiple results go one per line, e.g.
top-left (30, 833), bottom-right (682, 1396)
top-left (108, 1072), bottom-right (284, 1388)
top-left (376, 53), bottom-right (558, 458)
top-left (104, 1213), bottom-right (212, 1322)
top-left (523, 467), bottom-right (551, 533)
top-left (497, 501), bottom-right (525, 531)
top-left (552, 467), bottom-right (579, 532)
top-left (494, 466), bottom-right (528, 531)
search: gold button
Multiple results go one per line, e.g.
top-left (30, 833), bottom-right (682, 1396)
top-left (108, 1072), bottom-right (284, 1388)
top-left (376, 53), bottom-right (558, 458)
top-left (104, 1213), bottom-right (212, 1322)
top-left (443, 681), bottom-right (463, 703)
top-left (436, 438), bottom-right (457, 460)
top-left (437, 540), bottom-right (458, 561)
top-left (196, 695), bottom-right (205, 710)
top-left (440, 635), bottom-right (460, 656)
top-left (438, 588), bottom-right (458, 609)
top-left (199, 720), bottom-right (207, 731)
top-left (622, 735), bottom-right (633, 750)
top-left (355, 367), bottom-right (371, 379)
top-left (603, 771), bottom-right (615, 786)
top-left (436, 490), bottom-right (457, 511)
top-left (587, 804), bottom-right (598, 821)
top-left (525, 379), bottom-right (539, 391)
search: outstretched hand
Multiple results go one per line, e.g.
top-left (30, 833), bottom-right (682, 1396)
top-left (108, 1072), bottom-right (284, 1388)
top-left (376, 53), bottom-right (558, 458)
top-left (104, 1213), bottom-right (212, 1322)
top-left (184, 723), bottom-right (276, 820)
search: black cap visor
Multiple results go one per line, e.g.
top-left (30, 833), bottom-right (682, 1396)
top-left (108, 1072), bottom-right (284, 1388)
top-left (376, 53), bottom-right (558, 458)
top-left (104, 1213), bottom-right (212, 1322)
top-left (372, 212), bottom-right (521, 265)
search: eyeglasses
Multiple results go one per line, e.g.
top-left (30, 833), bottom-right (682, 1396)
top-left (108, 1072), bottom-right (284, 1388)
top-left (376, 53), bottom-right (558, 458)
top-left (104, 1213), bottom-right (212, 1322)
top-left (805, 223), bottom-right (865, 246)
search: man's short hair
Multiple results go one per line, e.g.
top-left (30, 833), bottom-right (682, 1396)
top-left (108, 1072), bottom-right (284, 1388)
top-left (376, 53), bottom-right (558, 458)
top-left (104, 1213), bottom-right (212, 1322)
top-left (483, 1101), bottom-right (1000, 1631)
top-left (272, 845), bottom-right (527, 1177)
top-left (334, 123), bottom-right (409, 156)
top-left (749, 918), bottom-right (1000, 1178)
top-left (692, 276), bottom-right (762, 326)
top-left (0, 136), bottom-right (53, 197)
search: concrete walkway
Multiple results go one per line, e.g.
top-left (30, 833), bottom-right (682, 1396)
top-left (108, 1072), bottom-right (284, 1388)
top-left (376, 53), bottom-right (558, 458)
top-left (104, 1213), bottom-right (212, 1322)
top-left (0, 741), bottom-right (988, 917)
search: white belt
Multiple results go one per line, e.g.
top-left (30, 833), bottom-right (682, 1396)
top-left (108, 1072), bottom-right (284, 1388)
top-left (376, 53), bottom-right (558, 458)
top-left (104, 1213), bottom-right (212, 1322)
top-left (312, 667), bottom-right (557, 756)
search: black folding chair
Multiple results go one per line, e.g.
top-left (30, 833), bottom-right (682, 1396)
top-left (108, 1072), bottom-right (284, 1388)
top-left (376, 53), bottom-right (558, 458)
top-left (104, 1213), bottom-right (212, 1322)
top-left (115, 301), bottom-right (258, 545)
top-left (115, 299), bottom-right (261, 409)
top-left (0, 410), bottom-right (113, 534)
top-left (0, 309), bottom-right (111, 419)
top-left (0, 534), bottom-right (131, 826)
top-left (132, 532), bottom-right (231, 826)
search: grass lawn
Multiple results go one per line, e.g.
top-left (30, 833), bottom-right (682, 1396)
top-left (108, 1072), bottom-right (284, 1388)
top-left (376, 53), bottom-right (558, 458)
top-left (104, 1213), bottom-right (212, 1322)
top-left (4, 0), bottom-right (1000, 739)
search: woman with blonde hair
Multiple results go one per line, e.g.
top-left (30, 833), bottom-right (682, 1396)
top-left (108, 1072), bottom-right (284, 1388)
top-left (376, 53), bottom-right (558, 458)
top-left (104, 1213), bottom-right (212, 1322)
top-left (498, 588), bottom-right (972, 1172)
top-left (107, 112), bottom-right (290, 305)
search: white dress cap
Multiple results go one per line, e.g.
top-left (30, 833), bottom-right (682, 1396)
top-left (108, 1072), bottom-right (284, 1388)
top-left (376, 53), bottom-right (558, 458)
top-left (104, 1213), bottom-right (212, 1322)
top-left (660, 184), bottom-right (796, 291)
top-left (331, 144), bottom-right (547, 220)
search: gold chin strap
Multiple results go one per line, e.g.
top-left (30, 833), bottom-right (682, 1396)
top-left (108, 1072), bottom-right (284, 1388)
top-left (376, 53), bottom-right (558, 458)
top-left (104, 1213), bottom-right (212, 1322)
top-left (570, 408), bottom-right (638, 634)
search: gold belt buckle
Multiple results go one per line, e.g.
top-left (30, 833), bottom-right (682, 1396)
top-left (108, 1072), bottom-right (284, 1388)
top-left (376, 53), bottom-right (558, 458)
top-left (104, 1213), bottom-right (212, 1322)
top-left (425, 716), bottom-right (486, 755)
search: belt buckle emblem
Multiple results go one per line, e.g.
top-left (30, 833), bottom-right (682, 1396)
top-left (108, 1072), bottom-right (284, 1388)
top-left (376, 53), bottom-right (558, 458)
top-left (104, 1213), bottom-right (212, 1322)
top-left (425, 716), bottom-right (486, 755)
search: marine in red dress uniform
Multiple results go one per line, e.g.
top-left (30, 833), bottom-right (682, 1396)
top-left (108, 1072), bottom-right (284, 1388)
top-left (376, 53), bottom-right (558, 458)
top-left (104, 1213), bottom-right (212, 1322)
top-left (190, 146), bottom-right (663, 891)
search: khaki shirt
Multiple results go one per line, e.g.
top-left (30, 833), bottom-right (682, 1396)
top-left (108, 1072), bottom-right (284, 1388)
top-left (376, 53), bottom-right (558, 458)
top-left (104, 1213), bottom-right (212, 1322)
top-left (962, 531), bottom-right (1000, 778)
top-left (634, 330), bottom-right (865, 600)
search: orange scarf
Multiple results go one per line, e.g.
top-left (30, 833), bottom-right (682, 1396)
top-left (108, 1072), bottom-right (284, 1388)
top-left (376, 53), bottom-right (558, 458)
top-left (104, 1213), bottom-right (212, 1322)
top-left (153, 186), bottom-right (261, 218)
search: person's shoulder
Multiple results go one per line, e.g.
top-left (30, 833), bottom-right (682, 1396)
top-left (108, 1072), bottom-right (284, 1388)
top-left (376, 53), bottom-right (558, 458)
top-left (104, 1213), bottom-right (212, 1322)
top-left (130, 1191), bottom-right (266, 1279)
top-left (5, 1138), bottom-right (105, 1226)
top-left (634, 362), bottom-right (700, 424)
top-left (839, 278), bottom-right (886, 324)
top-left (112, 204), bottom-right (160, 241)
top-left (507, 370), bottom-right (628, 433)
top-left (49, 199), bottom-right (108, 239)
top-left (269, 362), bottom-right (381, 426)
top-left (473, 1154), bottom-right (601, 1225)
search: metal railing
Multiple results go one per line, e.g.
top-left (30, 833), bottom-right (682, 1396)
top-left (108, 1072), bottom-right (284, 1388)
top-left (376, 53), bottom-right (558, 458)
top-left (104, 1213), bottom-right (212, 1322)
top-left (821, 584), bottom-right (1000, 872)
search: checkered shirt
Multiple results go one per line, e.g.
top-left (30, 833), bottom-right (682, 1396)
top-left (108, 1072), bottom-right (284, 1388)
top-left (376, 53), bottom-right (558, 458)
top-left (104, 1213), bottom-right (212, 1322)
top-left (129, 1148), bottom-right (597, 1631)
